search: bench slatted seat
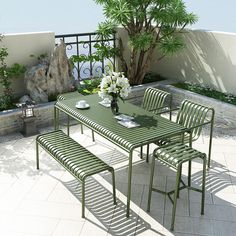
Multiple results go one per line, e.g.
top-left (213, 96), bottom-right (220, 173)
top-left (36, 130), bottom-right (116, 217)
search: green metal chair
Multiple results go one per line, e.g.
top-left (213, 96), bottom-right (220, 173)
top-left (140, 87), bottom-right (172, 162)
top-left (147, 141), bottom-right (207, 231)
top-left (156, 99), bottom-right (214, 168)
top-left (57, 91), bottom-right (95, 141)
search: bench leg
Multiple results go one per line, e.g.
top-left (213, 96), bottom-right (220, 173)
top-left (36, 142), bottom-right (39, 170)
top-left (82, 181), bottom-right (85, 218)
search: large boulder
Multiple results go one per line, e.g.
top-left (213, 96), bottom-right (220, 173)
top-left (47, 40), bottom-right (73, 96)
top-left (25, 40), bottom-right (74, 103)
top-left (25, 64), bottom-right (49, 103)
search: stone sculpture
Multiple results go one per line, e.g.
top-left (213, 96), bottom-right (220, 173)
top-left (25, 40), bottom-right (74, 103)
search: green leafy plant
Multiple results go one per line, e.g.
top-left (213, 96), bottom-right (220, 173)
top-left (94, 0), bottom-right (197, 85)
top-left (0, 35), bottom-right (26, 111)
top-left (30, 53), bottom-right (49, 65)
top-left (77, 78), bottom-right (101, 95)
top-left (70, 41), bottom-right (118, 77)
top-left (174, 82), bottom-right (236, 105)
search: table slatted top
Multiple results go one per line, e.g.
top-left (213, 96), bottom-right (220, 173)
top-left (55, 94), bottom-right (186, 152)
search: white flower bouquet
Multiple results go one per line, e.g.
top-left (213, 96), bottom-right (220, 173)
top-left (98, 72), bottom-right (131, 101)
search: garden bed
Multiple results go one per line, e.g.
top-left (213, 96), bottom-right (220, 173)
top-left (0, 80), bottom-right (235, 136)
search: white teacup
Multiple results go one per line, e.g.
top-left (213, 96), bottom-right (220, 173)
top-left (77, 100), bottom-right (87, 108)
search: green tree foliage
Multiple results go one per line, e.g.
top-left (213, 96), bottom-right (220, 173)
top-left (94, 0), bottom-right (197, 85)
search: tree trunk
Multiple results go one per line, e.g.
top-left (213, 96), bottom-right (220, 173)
top-left (118, 38), bottom-right (128, 75)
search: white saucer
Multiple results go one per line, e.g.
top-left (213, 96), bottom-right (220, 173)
top-left (75, 104), bottom-right (90, 109)
top-left (99, 101), bottom-right (111, 108)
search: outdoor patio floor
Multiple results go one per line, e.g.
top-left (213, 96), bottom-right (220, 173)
top-left (0, 123), bottom-right (236, 236)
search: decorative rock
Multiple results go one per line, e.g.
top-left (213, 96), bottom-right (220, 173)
top-left (25, 64), bottom-right (49, 103)
top-left (24, 40), bottom-right (74, 103)
top-left (46, 40), bottom-right (74, 96)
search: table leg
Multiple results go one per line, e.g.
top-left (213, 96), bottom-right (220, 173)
top-left (54, 107), bottom-right (59, 130)
top-left (126, 151), bottom-right (133, 217)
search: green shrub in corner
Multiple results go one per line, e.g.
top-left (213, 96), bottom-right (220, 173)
top-left (174, 82), bottom-right (236, 105)
top-left (0, 36), bottom-right (26, 111)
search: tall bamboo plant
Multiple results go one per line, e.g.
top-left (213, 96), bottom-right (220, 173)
top-left (94, 0), bottom-right (197, 85)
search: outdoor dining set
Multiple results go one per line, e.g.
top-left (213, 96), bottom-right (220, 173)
top-left (35, 87), bottom-right (214, 231)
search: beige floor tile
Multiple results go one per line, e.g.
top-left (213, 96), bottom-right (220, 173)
top-left (1, 124), bottom-right (236, 236)
top-left (52, 219), bottom-right (84, 236)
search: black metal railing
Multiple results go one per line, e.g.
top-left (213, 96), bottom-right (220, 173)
top-left (55, 32), bottom-right (116, 80)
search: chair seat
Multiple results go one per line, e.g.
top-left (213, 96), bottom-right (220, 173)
top-left (153, 142), bottom-right (206, 169)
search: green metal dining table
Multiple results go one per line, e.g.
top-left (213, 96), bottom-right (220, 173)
top-left (54, 93), bottom-right (187, 217)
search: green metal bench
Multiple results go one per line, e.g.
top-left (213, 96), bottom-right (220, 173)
top-left (147, 142), bottom-right (207, 231)
top-left (36, 130), bottom-right (116, 218)
top-left (57, 92), bottom-right (95, 141)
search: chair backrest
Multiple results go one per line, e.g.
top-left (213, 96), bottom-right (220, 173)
top-left (141, 87), bottom-right (171, 115)
top-left (176, 99), bottom-right (214, 141)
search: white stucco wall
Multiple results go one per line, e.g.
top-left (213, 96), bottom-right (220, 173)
top-left (117, 28), bottom-right (236, 96)
top-left (0, 31), bottom-right (55, 97)
top-left (150, 30), bottom-right (236, 95)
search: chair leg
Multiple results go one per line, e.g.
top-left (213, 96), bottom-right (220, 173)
top-left (82, 181), bottom-right (85, 218)
top-left (188, 160), bottom-right (192, 187)
top-left (171, 165), bottom-right (182, 231)
top-left (207, 118), bottom-right (214, 169)
top-left (177, 165), bottom-right (182, 198)
top-left (147, 154), bottom-right (156, 212)
top-left (201, 155), bottom-right (207, 215)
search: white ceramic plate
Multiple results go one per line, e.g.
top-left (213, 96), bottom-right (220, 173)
top-left (75, 104), bottom-right (90, 109)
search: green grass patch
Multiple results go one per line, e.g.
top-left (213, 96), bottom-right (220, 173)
top-left (174, 82), bottom-right (236, 105)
